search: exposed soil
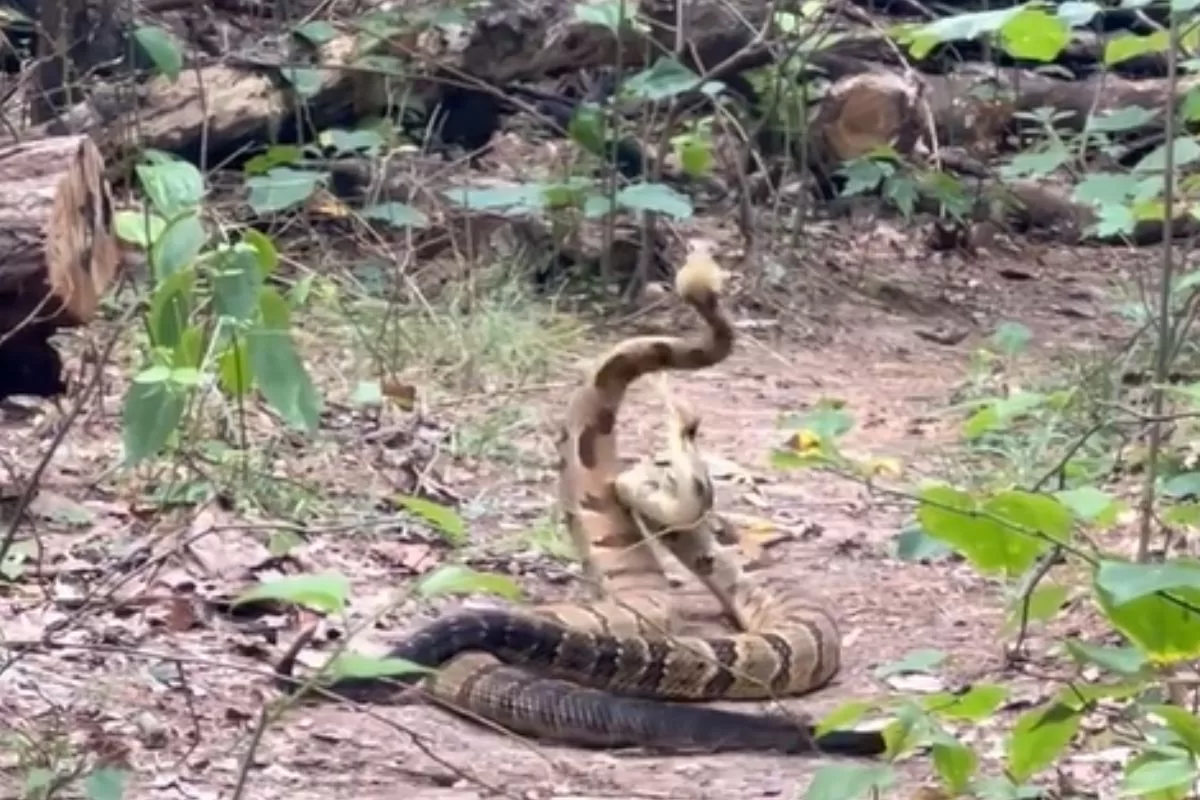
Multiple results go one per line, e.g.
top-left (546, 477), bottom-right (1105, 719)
top-left (0, 232), bottom-right (1149, 800)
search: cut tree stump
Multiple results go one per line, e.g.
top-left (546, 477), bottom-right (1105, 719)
top-left (0, 134), bottom-right (120, 335)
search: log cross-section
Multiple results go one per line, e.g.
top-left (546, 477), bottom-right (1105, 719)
top-left (0, 134), bottom-right (121, 337)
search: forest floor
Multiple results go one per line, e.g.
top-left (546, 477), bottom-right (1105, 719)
top-left (0, 213), bottom-right (1152, 800)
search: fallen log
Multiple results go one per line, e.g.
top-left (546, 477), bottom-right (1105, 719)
top-left (0, 134), bottom-right (121, 334)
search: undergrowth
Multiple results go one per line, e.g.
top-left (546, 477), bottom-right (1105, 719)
top-left (11, 0), bottom-right (1200, 798)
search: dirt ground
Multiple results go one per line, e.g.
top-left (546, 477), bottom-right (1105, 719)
top-left (0, 229), bottom-right (1148, 800)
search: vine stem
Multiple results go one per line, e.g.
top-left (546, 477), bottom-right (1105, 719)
top-left (1136, 12), bottom-right (1181, 563)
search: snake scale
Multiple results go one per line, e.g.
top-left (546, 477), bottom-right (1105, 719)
top-left (275, 242), bottom-right (885, 757)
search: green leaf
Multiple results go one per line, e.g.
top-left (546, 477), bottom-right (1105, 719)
top-left (417, 564), bottom-right (524, 601)
top-left (114, 209), bottom-right (166, 248)
top-left (568, 103), bottom-right (606, 156)
top-left (1096, 586), bottom-right (1200, 663)
top-left (779, 403), bottom-right (854, 440)
top-left (675, 135), bottom-right (713, 177)
top-left (918, 485), bottom-right (1056, 578)
top-left (84, 767), bottom-right (127, 800)
top-left (320, 128), bottom-right (385, 156)
top-left (1105, 30), bottom-right (1171, 66)
top-left (803, 764), bottom-right (895, 800)
top-left (361, 202), bottom-right (429, 228)
top-left (999, 8), bottom-right (1069, 62)
top-left (1135, 136), bottom-right (1200, 175)
top-left (815, 699), bottom-right (874, 736)
top-left (136, 158), bottom-right (204, 218)
top-left (132, 25), bottom-right (183, 81)
top-left (1064, 639), bottom-right (1147, 675)
top-left (1006, 582), bottom-right (1069, 632)
top-left (1055, 486), bottom-right (1122, 526)
top-left (933, 740), bottom-right (978, 795)
top-left (991, 320), bottom-right (1032, 356)
top-left (1006, 701), bottom-right (1082, 781)
top-left (246, 168), bottom-right (325, 214)
top-left (212, 245), bottom-right (264, 321)
top-left (1122, 758), bottom-right (1200, 797)
top-left (218, 339), bottom-right (253, 397)
top-left (625, 57), bottom-right (702, 101)
top-left (150, 211), bottom-right (206, 280)
top-left (874, 648), bottom-right (945, 679)
top-left (395, 496), bottom-right (466, 545)
top-left (242, 228), bottom-right (279, 276)
top-left (244, 145), bottom-right (302, 176)
top-left (326, 653), bottom-right (432, 681)
top-left (614, 182), bottom-right (693, 219)
top-left (147, 266), bottom-right (195, 350)
top-left (926, 684), bottom-right (1008, 722)
top-left (234, 572), bottom-right (349, 614)
top-left (1096, 559), bottom-right (1200, 605)
top-left (573, 0), bottom-right (632, 31)
top-left (963, 391), bottom-right (1047, 438)
top-left (122, 370), bottom-right (187, 466)
top-left (1164, 472), bottom-right (1200, 498)
top-left (1147, 705), bottom-right (1200, 756)
top-left (245, 287), bottom-right (323, 432)
top-left (893, 525), bottom-right (953, 562)
top-left (293, 19), bottom-right (338, 46)
top-left (281, 67), bottom-right (323, 98)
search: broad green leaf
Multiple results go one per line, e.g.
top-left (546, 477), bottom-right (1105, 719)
top-left (361, 202), bottom-right (429, 228)
top-left (1096, 585), bottom-right (1200, 663)
top-left (1096, 559), bottom-right (1200, 605)
top-left (963, 392), bottom-right (1047, 438)
top-left (122, 371), bottom-right (186, 466)
top-left (803, 764), bottom-right (896, 800)
top-left (234, 572), bottom-right (349, 614)
top-left (1056, 1), bottom-right (1100, 27)
top-left (1055, 486), bottom-right (1122, 526)
top-left (1146, 705), bottom-right (1200, 756)
top-left (676, 135), bottom-right (713, 177)
top-left (910, 7), bottom-right (1023, 49)
top-left (573, 0), bottom-right (632, 31)
top-left (1122, 758), bottom-right (1199, 797)
top-left (218, 339), bottom-right (253, 397)
top-left (245, 287), bottom-right (323, 432)
top-left (1135, 136), bottom-right (1200, 175)
top-left (999, 8), bottom-right (1069, 62)
top-left (246, 168), bottom-right (325, 214)
top-left (1064, 639), bottom-right (1147, 675)
top-left (293, 19), bottom-right (338, 46)
top-left (1006, 583), bottom-right (1069, 631)
top-left (132, 25), bottom-right (183, 81)
top-left (320, 128), bottom-right (385, 155)
top-left (926, 684), bottom-right (1008, 722)
top-left (136, 158), bottom-right (204, 218)
top-left (893, 525), bottom-right (953, 562)
top-left (417, 564), bottom-right (523, 601)
top-left (244, 145), bottom-right (303, 176)
top-left (148, 266), bottom-right (195, 350)
top-left (1006, 702), bottom-right (1082, 781)
top-left (174, 325), bottom-right (204, 369)
top-left (1164, 472), bottom-right (1200, 498)
top-left (874, 648), bottom-right (945, 678)
top-left (84, 767), bottom-right (126, 800)
top-left (815, 699), bottom-right (874, 736)
top-left (114, 209), bottom-right (166, 248)
top-left (281, 67), bottom-right (323, 98)
top-left (624, 57), bottom-right (702, 101)
top-left (918, 485), bottom-right (1053, 577)
top-left (779, 404), bottom-right (854, 440)
top-left (395, 495), bottom-right (466, 545)
top-left (1166, 503), bottom-right (1200, 528)
top-left (212, 245), bottom-right (264, 321)
top-left (242, 228), bottom-right (279, 276)
top-left (150, 211), bottom-right (206, 280)
top-left (1106, 31), bottom-right (1171, 66)
top-left (568, 103), bottom-right (606, 156)
top-left (614, 182), bottom-right (693, 219)
top-left (933, 740), bottom-right (978, 795)
top-left (987, 489), bottom-right (1073, 543)
top-left (326, 653), bottom-right (432, 681)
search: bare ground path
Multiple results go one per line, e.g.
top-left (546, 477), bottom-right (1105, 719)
top-left (1, 242), bottom-right (1140, 799)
